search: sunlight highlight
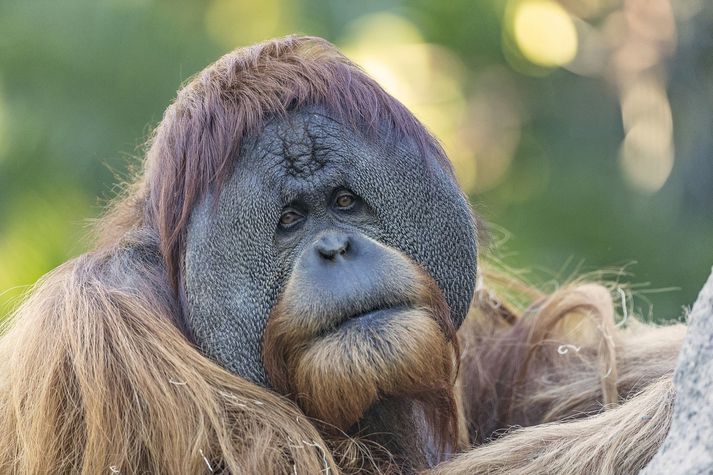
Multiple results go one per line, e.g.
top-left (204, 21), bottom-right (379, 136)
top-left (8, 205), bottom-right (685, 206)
top-left (512, 0), bottom-right (578, 67)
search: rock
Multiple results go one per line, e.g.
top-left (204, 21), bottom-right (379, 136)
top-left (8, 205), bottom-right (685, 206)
top-left (642, 266), bottom-right (713, 475)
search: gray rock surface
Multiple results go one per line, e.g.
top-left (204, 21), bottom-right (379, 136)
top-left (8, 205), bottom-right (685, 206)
top-left (642, 266), bottom-right (713, 475)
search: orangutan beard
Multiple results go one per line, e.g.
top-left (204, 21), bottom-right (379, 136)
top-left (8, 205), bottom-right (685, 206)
top-left (262, 261), bottom-right (459, 465)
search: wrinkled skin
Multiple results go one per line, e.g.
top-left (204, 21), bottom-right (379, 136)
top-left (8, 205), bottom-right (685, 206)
top-left (184, 107), bottom-right (477, 386)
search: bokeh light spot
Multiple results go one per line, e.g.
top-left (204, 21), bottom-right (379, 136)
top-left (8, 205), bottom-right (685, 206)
top-left (512, 0), bottom-right (578, 67)
top-left (619, 121), bottom-right (674, 193)
top-left (619, 77), bottom-right (674, 193)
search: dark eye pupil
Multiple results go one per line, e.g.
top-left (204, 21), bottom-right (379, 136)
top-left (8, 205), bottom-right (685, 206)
top-left (337, 194), bottom-right (354, 208)
top-left (280, 212), bottom-right (299, 225)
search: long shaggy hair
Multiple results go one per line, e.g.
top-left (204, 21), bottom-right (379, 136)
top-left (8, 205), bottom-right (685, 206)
top-left (459, 271), bottom-right (685, 444)
top-left (0, 232), bottom-right (338, 474)
top-left (0, 35), bottom-right (686, 474)
top-left (429, 379), bottom-right (676, 475)
top-left (445, 269), bottom-right (685, 474)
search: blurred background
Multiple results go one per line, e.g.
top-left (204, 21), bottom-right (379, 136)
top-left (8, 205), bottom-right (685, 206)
top-left (0, 0), bottom-right (711, 321)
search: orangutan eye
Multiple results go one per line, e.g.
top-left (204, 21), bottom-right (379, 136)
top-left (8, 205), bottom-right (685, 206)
top-left (279, 209), bottom-right (304, 228)
top-left (334, 191), bottom-right (356, 210)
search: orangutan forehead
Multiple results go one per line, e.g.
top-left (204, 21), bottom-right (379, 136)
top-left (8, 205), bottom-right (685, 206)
top-left (274, 112), bottom-right (338, 178)
top-left (243, 110), bottom-right (369, 193)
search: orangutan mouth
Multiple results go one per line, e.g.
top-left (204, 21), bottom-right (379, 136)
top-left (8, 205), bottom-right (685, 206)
top-left (337, 305), bottom-right (410, 331)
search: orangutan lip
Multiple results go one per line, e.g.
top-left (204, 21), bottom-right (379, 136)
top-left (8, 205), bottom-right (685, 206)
top-left (338, 305), bottom-right (409, 330)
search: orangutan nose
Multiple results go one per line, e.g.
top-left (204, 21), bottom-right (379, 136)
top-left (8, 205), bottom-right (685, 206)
top-left (315, 232), bottom-right (351, 260)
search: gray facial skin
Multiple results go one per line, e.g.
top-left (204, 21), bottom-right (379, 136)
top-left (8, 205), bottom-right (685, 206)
top-left (184, 107), bottom-right (477, 385)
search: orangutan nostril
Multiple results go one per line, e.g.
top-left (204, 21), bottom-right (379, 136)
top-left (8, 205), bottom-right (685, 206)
top-left (316, 233), bottom-right (351, 260)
